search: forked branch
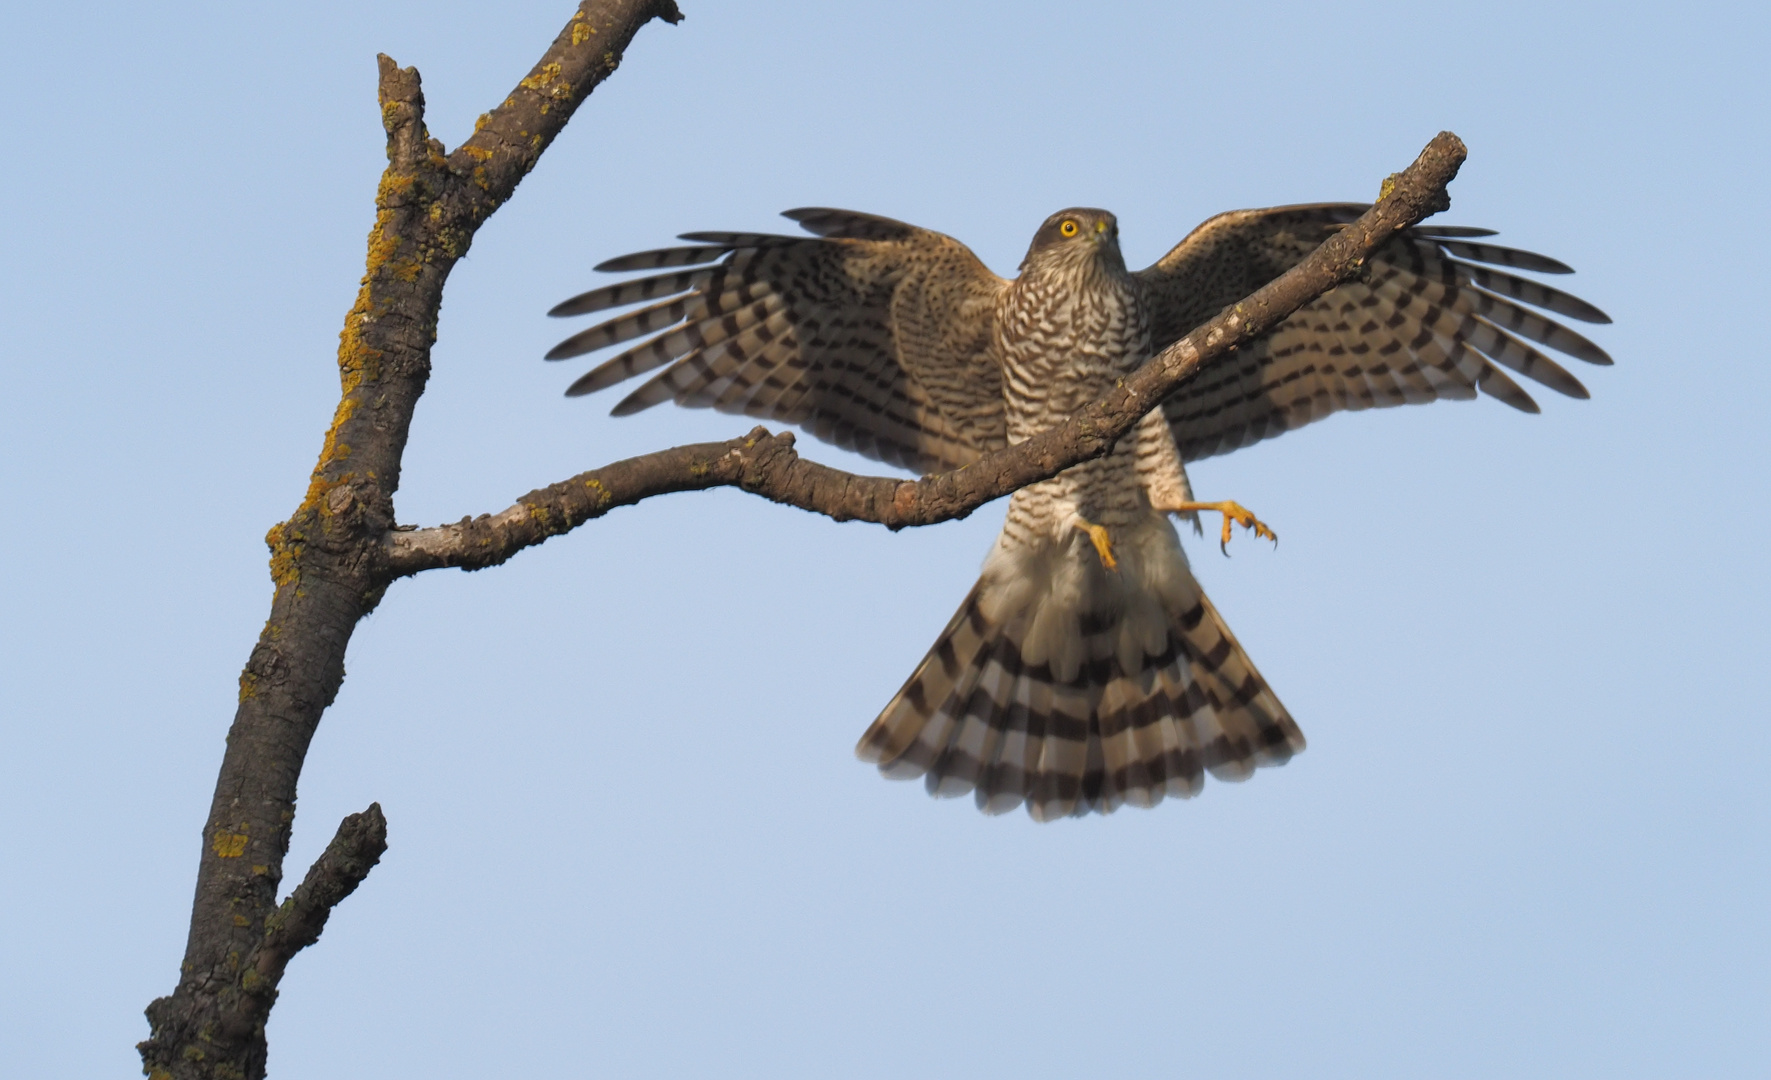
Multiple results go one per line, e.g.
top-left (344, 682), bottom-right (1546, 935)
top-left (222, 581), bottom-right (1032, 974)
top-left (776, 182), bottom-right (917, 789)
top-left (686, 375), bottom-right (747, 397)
top-left (254, 804), bottom-right (389, 982)
top-left (139, 4), bottom-right (685, 1079)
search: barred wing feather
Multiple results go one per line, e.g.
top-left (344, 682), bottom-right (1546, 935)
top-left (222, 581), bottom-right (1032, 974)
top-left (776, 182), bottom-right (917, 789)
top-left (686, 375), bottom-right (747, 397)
top-left (547, 209), bottom-right (1009, 474)
top-left (1136, 203), bottom-right (1612, 462)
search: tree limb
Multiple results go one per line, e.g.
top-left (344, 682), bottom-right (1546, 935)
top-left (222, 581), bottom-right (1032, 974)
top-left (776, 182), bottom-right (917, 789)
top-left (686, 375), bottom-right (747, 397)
top-left (254, 805), bottom-right (389, 981)
top-left (139, 4), bottom-right (683, 1079)
top-left (384, 131), bottom-right (1466, 577)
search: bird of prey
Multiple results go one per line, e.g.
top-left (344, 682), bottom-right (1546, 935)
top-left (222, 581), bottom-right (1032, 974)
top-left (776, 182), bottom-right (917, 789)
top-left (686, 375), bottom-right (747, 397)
top-left (545, 203), bottom-right (1609, 820)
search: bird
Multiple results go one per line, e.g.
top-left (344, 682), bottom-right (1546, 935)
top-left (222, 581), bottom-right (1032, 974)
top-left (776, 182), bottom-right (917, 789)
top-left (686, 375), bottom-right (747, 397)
top-left (544, 202), bottom-right (1610, 820)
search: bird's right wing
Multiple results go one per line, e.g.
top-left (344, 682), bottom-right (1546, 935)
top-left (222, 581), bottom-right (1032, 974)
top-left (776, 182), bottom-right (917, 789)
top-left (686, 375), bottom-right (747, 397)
top-left (1135, 204), bottom-right (1612, 461)
top-left (546, 209), bottom-right (1009, 474)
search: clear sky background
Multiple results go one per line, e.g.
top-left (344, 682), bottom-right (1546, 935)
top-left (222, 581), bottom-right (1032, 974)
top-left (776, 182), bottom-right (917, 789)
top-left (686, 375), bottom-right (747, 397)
top-left (3, 2), bottom-right (1767, 1077)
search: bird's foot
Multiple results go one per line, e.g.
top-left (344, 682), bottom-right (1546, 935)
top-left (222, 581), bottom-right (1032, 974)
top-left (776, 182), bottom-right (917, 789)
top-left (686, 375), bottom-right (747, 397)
top-left (1167, 500), bottom-right (1278, 555)
top-left (1076, 520), bottom-right (1119, 571)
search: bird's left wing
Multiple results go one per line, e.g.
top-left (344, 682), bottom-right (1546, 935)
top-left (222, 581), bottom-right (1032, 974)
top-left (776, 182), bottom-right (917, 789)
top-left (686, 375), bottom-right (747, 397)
top-left (1135, 203), bottom-right (1612, 461)
top-left (546, 209), bottom-right (1009, 474)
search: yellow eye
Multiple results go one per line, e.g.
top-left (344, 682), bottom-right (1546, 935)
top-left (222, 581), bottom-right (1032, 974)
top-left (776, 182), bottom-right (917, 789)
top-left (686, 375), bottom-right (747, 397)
top-left (1059, 219), bottom-right (1079, 238)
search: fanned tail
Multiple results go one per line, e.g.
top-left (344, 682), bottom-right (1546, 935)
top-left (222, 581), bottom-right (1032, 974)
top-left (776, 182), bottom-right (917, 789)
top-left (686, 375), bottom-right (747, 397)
top-left (856, 523), bottom-right (1303, 820)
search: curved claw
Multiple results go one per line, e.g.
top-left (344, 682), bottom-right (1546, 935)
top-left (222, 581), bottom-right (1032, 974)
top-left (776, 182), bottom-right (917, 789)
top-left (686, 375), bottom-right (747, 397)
top-left (1222, 502), bottom-right (1277, 551)
top-left (1166, 500), bottom-right (1277, 557)
top-left (1076, 520), bottom-right (1119, 571)
top-left (1086, 523), bottom-right (1119, 571)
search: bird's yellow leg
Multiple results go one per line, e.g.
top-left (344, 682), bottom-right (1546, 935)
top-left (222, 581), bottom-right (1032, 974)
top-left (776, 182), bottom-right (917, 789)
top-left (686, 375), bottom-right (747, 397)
top-left (1074, 519), bottom-right (1119, 571)
top-left (1166, 500), bottom-right (1278, 555)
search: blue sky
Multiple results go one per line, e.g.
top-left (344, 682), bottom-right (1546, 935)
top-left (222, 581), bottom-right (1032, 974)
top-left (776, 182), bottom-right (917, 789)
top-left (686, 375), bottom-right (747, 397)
top-left (2, 2), bottom-right (1767, 1077)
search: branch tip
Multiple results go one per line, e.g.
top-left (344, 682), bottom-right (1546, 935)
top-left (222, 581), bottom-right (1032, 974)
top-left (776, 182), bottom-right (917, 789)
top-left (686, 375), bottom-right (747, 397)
top-left (376, 55), bottom-right (428, 167)
top-left (258, 803), bottom-right (388, 973)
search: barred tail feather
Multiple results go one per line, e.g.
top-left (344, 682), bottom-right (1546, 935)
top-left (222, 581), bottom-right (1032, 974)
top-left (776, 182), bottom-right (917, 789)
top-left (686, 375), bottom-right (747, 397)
top-left (856, 522), bottom-right (1304, 820)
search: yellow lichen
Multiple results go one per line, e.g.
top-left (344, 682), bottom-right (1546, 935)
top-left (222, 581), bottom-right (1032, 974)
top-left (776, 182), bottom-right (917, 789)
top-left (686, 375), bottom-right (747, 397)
top-left (362, 231), bottom-right (401, 281)
top-left (378, 170), bottom-right (415, 199)
top-left (306, 240), bottom-right (391, 519)
top-left (520, 61), bottom-right (563, 92)
top-left (211, 829), bottom-right (249, 859)
top-left (238, 672), bottom-right (258, 703)
top-left (572, 20), bottom-right (595, 45)
top-left (267, 524), bottom-right (301, 591)
top-left (303, 396), bottom-right (358, 506)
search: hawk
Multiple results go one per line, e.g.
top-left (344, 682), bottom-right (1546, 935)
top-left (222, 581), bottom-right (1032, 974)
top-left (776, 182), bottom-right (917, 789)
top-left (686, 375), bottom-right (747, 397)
top-left (545, 203), bottom-right (1610, 820)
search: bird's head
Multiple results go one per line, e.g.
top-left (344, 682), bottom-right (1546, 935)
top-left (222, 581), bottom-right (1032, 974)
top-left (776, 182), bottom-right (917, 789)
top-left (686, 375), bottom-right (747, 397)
top-left (1019, 208), bottom-right (1123, 276)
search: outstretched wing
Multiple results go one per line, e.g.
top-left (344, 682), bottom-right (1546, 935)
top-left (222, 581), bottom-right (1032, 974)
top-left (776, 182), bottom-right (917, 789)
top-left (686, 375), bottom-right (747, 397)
top-left (547, 209), bottom-right (1009, 474)
top-left (1136, 204), bottom-right (1612, 461)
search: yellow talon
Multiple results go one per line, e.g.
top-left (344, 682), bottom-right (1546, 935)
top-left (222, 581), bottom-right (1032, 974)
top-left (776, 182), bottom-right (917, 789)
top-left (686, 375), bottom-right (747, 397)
top-left (1169, 500), bottom-right (1278, 555)
top-left (1079, 521), bottom-right (1119, 571)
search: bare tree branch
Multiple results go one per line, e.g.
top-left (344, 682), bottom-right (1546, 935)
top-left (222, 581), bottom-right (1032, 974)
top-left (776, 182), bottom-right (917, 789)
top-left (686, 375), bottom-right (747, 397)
top-left (385, 131), bottom-right (1466, 577)
top-left (139, 4), bottom-right (683, 1078)
top-left (254, 804), bottom-right (389, 981)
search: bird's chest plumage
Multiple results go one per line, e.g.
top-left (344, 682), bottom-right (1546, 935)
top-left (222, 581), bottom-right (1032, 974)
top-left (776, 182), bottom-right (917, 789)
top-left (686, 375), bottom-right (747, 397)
top-left (996, 269), bottom-right (1150, 441)
top-left (993, 261), bottom-right (1156, 536)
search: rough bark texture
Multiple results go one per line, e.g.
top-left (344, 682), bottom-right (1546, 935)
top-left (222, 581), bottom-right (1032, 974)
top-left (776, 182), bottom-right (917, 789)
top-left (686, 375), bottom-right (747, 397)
top-left (138, 3), bottom-right (684, 1078)
top-left (137, 2), bottom-right (1463, 1074)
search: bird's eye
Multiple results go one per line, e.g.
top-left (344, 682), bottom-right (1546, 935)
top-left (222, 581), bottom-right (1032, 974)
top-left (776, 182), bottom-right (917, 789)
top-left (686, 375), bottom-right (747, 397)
top-left (1059, 219), bottom-right (1079, 238)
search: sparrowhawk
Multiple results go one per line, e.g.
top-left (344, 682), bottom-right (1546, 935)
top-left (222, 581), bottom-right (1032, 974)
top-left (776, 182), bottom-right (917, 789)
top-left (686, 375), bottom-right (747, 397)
top-left (545, 203), bottom-right (1609, 820)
